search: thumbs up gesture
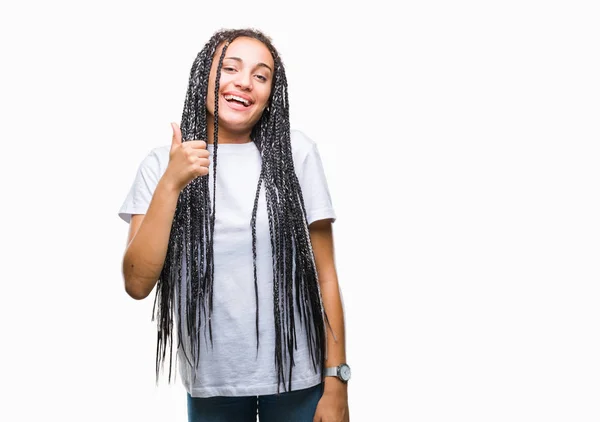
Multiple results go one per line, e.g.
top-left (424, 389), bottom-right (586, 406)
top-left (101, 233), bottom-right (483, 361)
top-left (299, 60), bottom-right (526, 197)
top-left (163, 122), bottom-right (210, 192)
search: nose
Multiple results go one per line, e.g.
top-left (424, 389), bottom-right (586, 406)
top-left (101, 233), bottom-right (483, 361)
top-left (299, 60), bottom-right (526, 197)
top-left (234, 71), bottom-right (253, 91)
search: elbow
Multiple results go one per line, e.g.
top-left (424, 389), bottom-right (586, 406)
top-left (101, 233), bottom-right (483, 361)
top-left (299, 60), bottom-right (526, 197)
top-left (122, 262), bottom-right (151, 300)
top-left (124, 280), bottom-right (150, 300)
top-left (122, 251), bottom-right (160, 300)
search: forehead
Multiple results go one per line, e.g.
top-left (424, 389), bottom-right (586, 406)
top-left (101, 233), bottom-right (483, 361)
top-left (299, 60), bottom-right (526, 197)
top-left (217, 36), bottom-right (274, 68)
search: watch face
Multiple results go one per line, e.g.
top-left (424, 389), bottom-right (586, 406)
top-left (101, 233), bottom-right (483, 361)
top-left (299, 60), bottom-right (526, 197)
top-left (339, 364), bottom-right (351, 381)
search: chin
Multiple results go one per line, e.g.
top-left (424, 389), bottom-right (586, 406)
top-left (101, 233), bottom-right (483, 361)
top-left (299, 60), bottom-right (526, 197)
top-left (217, 117), bottom-right (255, 134)
top-left (218, 113), bottom-right (258, 131)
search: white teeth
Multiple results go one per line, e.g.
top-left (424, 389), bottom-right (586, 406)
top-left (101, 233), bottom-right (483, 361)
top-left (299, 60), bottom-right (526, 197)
top-left (224, 94), bottom-right (250, 106)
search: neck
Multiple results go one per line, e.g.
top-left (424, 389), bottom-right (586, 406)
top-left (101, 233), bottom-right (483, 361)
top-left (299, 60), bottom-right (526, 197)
top-left (206, 115), bottom-right (252, 144)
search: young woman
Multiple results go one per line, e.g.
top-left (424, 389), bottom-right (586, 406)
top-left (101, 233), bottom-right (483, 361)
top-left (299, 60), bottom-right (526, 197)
top-left (118, 28), bottom-right (350, 422)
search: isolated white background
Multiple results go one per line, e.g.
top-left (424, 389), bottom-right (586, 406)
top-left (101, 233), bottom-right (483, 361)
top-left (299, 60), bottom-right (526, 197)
top-left (1, 0), bottom-right (598, 421)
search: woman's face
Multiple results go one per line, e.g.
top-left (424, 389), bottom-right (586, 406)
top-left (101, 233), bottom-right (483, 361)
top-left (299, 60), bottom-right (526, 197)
top-left (206, 36), bottom-right (274, 135)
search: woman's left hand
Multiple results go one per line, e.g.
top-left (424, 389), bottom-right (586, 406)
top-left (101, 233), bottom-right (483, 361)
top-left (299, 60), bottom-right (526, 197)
top-left (313, 379), bottom-right (349, 422)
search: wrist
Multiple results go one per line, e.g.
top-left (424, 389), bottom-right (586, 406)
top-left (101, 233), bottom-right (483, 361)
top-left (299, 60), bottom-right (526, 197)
top-left (324, 363), bottom-right (351, 383)
top-left (158, 175), bottom-right (182, 195)
top-left (324, 375), bottom-right (348, 387)
top-left (323, 376), bottom-right (348, 395)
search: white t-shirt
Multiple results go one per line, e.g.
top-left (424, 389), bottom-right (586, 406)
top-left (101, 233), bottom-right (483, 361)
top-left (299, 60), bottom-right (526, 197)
top-left (118, 129), bottom-right (336, 397)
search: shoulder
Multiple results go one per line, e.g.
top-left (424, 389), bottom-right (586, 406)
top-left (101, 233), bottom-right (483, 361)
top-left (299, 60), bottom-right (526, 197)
top-left (290, 129), bottom-right (317, 163)
top-left (139, 144), bottom-right (170, 176)
top-left (146, 144), bottom-right (170, 163)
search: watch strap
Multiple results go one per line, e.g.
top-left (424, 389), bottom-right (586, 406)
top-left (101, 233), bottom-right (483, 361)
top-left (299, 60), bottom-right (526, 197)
top-left (324, 366), bottom-right (338, 377)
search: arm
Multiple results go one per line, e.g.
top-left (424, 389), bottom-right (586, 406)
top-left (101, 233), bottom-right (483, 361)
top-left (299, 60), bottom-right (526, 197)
top-left (310, 219), bottom-right (350, 422)
top-left (122, 178), bottom-right (180, 300)
top-left (121, 122), bottom-right (209, 300)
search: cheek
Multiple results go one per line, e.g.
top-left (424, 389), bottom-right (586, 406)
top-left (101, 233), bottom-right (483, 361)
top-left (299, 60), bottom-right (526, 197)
top-left (206, 76), bottom-right (218, 109)
top-left (257, 87), bottom-right (272, 110)
top-left (205, 91), bottom-right (214, 111)
top-left (206, 67), bottom-right (220, 94)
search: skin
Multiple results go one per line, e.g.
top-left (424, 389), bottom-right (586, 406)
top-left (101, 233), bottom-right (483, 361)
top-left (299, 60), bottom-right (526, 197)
top-left (121, 36), bottom-right (349, 421)
top-left (205, 36), bottom-right (274, 144)
top-left (310, 219), bottom-right (350, 422)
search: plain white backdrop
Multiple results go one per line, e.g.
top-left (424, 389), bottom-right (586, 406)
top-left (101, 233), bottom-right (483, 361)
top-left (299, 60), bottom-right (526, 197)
top-left (1, 0), bottom-right (598, 420)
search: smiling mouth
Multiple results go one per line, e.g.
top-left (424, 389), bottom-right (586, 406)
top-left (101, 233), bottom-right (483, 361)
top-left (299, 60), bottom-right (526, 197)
top-left (223, 94), bottom-right (252, 107)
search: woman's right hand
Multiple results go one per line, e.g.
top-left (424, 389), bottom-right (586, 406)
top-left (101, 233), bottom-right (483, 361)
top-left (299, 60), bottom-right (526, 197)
top-left (163, 122), bottom-right (210, 191)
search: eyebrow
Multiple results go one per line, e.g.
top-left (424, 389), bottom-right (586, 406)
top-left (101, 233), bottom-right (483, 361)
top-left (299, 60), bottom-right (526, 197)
top-left (224, 56), bottom-right (273, 73)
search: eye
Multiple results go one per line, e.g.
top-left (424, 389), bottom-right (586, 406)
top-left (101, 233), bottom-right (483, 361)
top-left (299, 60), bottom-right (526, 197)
top-left (223, 66), bottom-right (237, 72)
top-left (255, 74), bottom-right (268, 82)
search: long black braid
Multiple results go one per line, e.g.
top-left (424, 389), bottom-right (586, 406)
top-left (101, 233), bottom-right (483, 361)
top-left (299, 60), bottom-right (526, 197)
top-left (152, 28), bottom-right (328, 393)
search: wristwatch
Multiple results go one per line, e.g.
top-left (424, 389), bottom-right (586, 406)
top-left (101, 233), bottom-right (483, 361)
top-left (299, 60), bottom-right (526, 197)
top-left (324, 363), bottom-right (351, 383)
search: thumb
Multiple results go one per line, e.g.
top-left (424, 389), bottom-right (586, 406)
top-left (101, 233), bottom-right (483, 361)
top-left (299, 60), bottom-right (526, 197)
top-left (171, 122), bottom-right (182, 146)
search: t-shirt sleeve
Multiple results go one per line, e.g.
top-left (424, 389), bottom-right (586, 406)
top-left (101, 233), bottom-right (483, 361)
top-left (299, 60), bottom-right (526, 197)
top-left (118, 149), bottom-right (162, 224)
top-left (297, 142), bottom-right (337, 226)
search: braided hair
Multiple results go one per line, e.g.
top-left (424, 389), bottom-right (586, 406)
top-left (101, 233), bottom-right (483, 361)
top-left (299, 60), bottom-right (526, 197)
top-left (152, 28), bottom-right (328, 393)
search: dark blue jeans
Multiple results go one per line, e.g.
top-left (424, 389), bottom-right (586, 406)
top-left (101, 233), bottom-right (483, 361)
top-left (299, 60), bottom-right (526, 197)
top-left (187, 383), bottom-right (324, 422)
